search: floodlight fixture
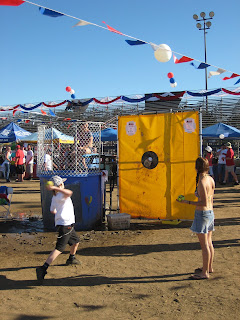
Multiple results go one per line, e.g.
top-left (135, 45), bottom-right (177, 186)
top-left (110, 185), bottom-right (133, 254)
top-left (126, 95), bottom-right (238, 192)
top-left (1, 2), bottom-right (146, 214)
top-left (209, 11), bottom-right (215, 18)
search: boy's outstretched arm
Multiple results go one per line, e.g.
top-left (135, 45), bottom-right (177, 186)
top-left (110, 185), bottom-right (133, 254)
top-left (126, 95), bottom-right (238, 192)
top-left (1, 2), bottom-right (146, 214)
top-left (47, 185), bottom-right (73, 198)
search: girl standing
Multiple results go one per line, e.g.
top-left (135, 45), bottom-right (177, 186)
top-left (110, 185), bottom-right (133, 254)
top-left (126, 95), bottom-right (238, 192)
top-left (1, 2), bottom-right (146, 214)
top-left (177, 157), bottom-right (215, 280)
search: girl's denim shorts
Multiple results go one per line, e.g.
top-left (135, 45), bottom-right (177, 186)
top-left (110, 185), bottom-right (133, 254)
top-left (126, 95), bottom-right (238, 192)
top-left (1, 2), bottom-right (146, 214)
top-left (190, 210), bottom-right (215, 234)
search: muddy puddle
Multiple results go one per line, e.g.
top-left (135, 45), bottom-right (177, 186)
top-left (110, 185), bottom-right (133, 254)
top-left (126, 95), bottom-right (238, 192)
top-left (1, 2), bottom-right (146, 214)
top-left (0, 217), bottom-right (44, 234)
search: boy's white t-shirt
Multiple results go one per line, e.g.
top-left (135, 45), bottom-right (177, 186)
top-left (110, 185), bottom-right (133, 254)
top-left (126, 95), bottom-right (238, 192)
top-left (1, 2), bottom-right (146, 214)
top-left (50, 192), bottom-right (75, 226)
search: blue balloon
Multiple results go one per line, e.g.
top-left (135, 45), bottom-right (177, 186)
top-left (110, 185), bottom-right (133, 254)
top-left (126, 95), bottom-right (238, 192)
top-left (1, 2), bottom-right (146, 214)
top-left (170, 78), bottom-right (175, 83)
top-left (71, 94), bottom-right (76, 99)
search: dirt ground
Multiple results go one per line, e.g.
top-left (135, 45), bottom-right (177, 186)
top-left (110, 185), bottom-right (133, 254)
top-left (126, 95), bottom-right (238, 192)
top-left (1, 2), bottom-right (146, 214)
top-left (0, 177), bottom-right (239, 320)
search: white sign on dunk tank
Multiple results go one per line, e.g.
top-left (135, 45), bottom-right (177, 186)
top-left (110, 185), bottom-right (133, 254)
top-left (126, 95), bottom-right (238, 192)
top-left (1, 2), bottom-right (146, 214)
top-left (126, 121), bottom-right (137, 136)
top-left (184, 118), bottom-right (196, 133)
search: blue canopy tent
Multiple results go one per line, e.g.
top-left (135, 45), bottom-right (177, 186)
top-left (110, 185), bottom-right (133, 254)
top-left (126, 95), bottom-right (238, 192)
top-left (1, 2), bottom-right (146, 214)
top-left (202, 123), bottom-right (240, 139)
top-left (93, 128), bottom-right (117, 142)
top-left (101, 128), bottom-right (117, 141)
top-left (20, 127), bottom-right (74, 144)
top-left (0, 122), bottom-right (32, 143)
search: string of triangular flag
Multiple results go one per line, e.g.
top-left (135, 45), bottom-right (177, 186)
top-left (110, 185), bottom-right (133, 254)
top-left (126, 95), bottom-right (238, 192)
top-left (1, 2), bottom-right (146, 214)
top-left (1, 0), bottom-right (239, 83)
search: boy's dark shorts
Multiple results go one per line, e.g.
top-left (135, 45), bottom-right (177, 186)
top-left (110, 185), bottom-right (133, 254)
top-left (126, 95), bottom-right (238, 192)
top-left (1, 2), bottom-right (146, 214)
top-left (55, 225), bottom-right (80, 252)
top-left (16, 164), bottom-right (25, 174)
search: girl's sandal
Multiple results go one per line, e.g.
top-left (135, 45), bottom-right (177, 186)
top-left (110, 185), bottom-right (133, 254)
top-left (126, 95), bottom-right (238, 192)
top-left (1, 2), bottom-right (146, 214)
top-left (195, 267), bottom-right (213, 273)
top-left (190, 274), bottom-right (209, 280)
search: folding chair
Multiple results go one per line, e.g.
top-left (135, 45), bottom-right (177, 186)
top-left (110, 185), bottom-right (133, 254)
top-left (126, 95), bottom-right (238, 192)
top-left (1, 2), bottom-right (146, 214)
top-left (0, 186), bottom-right (14, 219)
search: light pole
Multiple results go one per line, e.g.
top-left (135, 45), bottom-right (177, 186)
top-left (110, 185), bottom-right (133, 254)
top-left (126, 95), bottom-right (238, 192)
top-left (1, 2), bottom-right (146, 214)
top-left (193, 11), bottom-right (215, 110)
top-left (193, 11), bottom-right (214, 156)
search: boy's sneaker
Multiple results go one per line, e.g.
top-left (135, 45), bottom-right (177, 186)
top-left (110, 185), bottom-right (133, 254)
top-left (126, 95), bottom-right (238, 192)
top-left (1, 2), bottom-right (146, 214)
top-left (66, 257), bottom-right (81, 265)
top-left (36, 266), bottom-right (47, 284)
top-left (234, 181), bottom-right (239, 185)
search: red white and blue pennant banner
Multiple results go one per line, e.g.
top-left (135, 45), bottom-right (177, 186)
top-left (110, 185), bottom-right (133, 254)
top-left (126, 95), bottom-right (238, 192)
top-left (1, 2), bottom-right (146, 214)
top-left (1, 88), bottom-right (240, 116)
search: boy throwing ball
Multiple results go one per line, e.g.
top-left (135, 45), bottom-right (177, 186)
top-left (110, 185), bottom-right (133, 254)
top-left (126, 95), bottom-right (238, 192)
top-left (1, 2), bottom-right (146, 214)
top-left (36, 175), bottom-right (80, 284)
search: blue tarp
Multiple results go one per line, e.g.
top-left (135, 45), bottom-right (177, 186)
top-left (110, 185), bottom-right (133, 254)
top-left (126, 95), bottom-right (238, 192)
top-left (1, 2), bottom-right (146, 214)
top-left (93, 128), bottom-right (117, 142)
top-left (100, 128), bottom-right (117, 142)
top-left (202, 123), bottom-right (240, 139)
top-left (0, 122), bottom-right (32, 143)
top-left (101, 128), bottom-right (117, 141)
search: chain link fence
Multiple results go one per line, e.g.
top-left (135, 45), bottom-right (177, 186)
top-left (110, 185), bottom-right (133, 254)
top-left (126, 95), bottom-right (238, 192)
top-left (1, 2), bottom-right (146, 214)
top-left (37, 121), bottom-right (102, 177)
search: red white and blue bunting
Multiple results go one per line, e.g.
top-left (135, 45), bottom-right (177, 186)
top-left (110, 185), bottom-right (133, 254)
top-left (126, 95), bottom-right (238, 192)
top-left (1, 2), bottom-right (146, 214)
top-left (1, 88), bottom-right (240, 118)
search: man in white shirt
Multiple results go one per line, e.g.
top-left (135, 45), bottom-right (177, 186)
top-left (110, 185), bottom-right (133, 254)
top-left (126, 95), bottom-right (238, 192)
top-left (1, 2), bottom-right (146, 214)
top-left (217, 144), bottom-right (227, 184)
top-left (25, 144), bottom-right (34, 180)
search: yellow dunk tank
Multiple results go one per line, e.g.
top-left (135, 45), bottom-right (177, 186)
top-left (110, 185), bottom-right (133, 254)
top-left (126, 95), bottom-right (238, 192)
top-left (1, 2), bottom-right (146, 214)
top-left (118, 111), bottom-right (199, 220)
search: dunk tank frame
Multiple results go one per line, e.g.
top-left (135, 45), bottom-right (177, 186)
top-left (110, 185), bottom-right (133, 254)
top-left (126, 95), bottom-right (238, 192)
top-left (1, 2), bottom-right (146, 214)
top-left (37, 121), bottom-right (103, 230)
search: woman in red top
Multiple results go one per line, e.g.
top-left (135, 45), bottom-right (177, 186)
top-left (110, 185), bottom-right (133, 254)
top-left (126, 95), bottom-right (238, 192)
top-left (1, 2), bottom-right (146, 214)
top-left (223, 142), bottom-right (239, 185)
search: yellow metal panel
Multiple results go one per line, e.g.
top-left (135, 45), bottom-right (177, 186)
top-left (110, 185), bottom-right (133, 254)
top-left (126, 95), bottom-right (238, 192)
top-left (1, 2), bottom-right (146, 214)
top-left (118, 111), bottom-right (199, 220)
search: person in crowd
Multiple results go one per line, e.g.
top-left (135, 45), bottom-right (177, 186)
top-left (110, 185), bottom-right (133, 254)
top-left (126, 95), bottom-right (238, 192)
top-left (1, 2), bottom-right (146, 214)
top-left (205, 146), bottom-right (213, 177)
top-left (25, 144), bottom-right (34, 180)
top-left (64, 146), bottom-right (72, 170)
top-left (212, 154), bottom-right (218, 184)
top-left (78, 122), bottom-right (93, 153)
top-left (10, 146), bottom-right (17, 178)
top-left (4, 146), bottom-right (12, 182)
top-left (15, 145), bottom-right (25, 182)
top-left (44, 149), bottom-right (57, 171)
top-left (217, 144), bottom-right (227, 184)
top-left (177, 157), bottom-right (215, 280)
top-left (77, 122), bottom-right (94, 170)
top-left (36, 176), bottom-right (80, 284)
top-left (222, 142), bottom-right (239, 185)
top-left (21, 145), bottom-right (27, 180)
top-left (0, 146), bottom-right (4, 165)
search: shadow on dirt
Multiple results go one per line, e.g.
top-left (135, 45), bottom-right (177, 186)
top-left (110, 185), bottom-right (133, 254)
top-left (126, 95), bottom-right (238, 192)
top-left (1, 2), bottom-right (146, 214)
top-left (0, 215), bottom-right (239, 234)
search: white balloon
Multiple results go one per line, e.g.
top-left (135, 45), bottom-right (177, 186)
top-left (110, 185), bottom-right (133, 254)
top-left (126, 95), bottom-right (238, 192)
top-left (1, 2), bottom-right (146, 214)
top-left (219, 134), bottom-right (225, 139)
top-left (70, 89), bottom-right (75, 94)
top-left (154, 44), bottom-right (172, 63)
top-left (170, 82), bottom-right (177, 87)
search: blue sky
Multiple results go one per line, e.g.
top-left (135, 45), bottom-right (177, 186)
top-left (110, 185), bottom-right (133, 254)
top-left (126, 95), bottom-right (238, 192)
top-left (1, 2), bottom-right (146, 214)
top-left (1, 0), bottom-right (240, 106)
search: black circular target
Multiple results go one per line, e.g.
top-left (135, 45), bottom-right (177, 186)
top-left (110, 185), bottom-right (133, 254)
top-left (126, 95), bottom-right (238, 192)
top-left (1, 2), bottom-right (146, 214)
top-left (141, 151), bottom-right (158, 169)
